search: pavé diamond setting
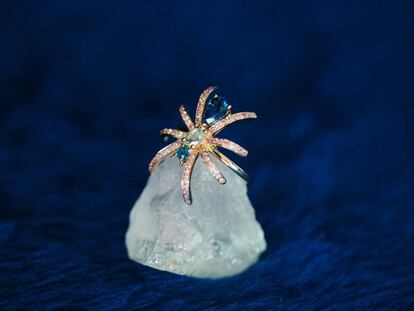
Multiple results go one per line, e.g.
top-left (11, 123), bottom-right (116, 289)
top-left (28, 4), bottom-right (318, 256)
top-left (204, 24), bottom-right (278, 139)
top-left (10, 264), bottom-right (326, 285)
top-left (149, 86), bottom-right (257, 204)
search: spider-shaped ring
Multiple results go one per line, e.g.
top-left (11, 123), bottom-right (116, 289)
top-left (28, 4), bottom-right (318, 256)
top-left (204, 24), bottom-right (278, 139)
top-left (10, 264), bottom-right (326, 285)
top-left (149, 86), bottom-right (257, 205)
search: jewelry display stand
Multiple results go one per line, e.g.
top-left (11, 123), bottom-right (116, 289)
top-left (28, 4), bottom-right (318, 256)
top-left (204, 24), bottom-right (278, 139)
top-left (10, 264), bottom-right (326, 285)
top-left (125, 156), bottom-right (266, 279)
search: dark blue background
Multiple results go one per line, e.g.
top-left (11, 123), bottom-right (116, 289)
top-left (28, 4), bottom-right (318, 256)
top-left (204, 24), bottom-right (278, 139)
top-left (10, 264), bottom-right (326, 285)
top-left (1, 0), bottom-right (414, 309)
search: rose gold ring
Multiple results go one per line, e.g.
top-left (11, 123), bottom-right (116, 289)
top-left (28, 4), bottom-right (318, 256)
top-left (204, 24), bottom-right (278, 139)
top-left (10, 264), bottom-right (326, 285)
top-left (148, 86), bottom-right (257, 205)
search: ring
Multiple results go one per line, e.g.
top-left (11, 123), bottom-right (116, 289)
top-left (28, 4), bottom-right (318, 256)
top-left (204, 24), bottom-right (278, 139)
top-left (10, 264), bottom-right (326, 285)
top-left (148, 86), bottom-right (257, 205)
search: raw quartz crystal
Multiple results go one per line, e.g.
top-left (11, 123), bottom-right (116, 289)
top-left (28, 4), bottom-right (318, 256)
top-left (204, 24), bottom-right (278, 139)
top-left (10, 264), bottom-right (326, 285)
top-left (125, 156), bottom-right (266, 278)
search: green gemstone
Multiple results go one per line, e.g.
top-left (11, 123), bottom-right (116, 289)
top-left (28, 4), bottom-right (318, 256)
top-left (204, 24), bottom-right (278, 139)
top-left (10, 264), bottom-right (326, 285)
top-left (176, 146), bottom-right (190, 160)
top-left (186, 128), bottom-right (205, 146)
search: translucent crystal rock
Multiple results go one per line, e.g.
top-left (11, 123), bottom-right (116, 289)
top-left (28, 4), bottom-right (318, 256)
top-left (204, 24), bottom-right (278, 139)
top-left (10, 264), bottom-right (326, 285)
top-left (125, 156), bottom-right (266, 279)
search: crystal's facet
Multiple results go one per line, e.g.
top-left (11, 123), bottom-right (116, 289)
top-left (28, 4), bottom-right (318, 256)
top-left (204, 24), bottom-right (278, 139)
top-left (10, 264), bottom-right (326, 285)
top-left (186, 128), bottom-right (205, 146)
top-left (205, 94), bottom-right (229, 124)
top-left (126, 157), bottom-right (266, 278)
top-left (176, 146), bottom-right (190, 160)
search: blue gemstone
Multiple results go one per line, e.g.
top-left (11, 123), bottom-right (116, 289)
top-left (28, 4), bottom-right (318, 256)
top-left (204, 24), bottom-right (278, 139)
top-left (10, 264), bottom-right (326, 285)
top-left (204, 94), bottom-right (229, 124)
top-left (176, 146), bottom-right (190, 160)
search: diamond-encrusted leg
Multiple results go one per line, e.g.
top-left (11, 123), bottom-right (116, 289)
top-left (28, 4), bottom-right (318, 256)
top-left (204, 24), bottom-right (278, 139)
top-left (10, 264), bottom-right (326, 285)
top-left (181, 152), bottom-right (198, 205)
top-left (195, 86), bottom-right (216, 127)
top-left (211, 138), bottom-right (248, 157)
top-left (209, 112), bottom-right (257, 134)
top-left (200, 150), bottom-right (226, 184)
top-left (148, 140), bottom-right (182, 172)
top-left (179, 105), bottom-right (194, 130)
top-left (160, 128), bottom-right (186, 139)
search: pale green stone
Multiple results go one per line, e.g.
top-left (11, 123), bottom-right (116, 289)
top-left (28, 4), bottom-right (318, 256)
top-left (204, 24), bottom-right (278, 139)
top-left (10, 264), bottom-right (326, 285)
top-left (186, 128), bottom-right (205, 146)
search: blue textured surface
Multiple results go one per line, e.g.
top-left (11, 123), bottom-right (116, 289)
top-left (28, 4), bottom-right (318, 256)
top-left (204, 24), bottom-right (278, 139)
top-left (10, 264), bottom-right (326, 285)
top-left (1, 1), bottom-right (414, 310)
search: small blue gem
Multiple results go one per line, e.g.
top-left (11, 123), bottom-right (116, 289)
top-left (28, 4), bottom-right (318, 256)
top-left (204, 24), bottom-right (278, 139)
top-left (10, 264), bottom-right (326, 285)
top-left (204, 94), bottom-right (229, 124)
top-left (176, 146), bottom-right (190, 160)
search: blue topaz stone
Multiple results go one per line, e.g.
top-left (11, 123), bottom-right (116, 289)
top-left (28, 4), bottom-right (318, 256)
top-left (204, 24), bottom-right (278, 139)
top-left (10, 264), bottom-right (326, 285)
top-left (204, 94), bottom-right (230, 125)
top-left (176, 146), bottom-right (190, 160)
